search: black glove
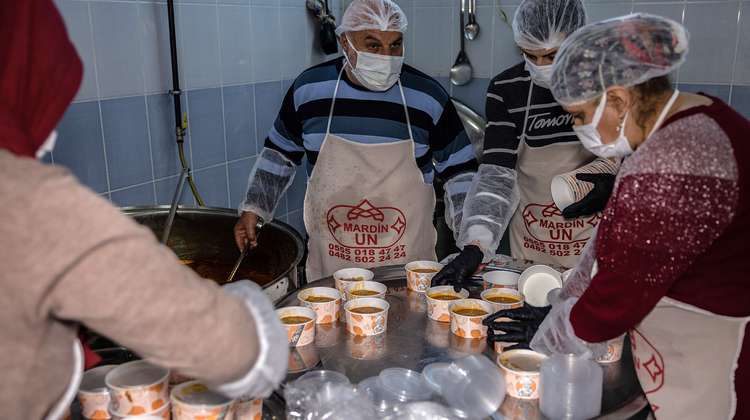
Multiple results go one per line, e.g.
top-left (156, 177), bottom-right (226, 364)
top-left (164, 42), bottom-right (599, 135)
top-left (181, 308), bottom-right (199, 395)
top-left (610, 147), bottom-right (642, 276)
top-left (430, 245), bottom-right (483, 292)
top-left (483, 303), bottom-right (551, 350)
top-left (562, 173), bottom-right (616, 219)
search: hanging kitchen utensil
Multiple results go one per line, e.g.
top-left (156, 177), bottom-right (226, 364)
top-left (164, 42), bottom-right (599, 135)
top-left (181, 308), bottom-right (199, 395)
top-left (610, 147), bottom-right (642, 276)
top-left (451, 0), bottom-right (473, 86)
top-left (319, 0), bottom-right (339, 55)
top-left (464, 0), bottom-right (480, 41)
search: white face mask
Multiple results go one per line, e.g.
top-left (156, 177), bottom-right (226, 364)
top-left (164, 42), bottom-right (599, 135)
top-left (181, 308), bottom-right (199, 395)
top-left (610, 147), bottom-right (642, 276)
top-left (344, 35), bottom-right (404, 92)
top-left (573, 94), bottom-right (634, 158)
top-left (524, 57), bottom-right (553, 89)
top-left (573, 89), bottom-right (680, 159)
top-left (36, 130), bottom-right (58, 160)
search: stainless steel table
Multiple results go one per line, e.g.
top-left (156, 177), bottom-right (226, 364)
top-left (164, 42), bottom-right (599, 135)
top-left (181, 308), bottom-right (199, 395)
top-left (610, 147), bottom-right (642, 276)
top-left (276, 265), bottom-right (649, 419)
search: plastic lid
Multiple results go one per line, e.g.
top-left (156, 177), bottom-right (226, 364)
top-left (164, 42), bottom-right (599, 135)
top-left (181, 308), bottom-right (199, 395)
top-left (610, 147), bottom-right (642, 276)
top-left (421, 363), bottom-right (453, 394)
top-left (519, 265), bottom-right (562, 307)
top-left (398, 401), bottom-right (458, 419)
top-left (378, 368), bottom-right (434, 402)
top-left (433, 356), bottom-right (506, 419)
top-left (357, 376), bottom-right (401, 414)
top-left (297, 369), bottom-right (350, 386)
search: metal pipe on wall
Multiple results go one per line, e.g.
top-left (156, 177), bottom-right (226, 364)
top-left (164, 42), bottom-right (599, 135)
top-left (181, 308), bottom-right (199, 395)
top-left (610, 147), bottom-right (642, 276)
top-left (166, 0), bottom-right (205, 206)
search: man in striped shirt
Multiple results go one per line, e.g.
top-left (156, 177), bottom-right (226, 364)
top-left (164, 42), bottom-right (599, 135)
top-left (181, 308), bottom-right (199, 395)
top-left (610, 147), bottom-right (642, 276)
top-left (434, 0), bottom-right (614, 290)
top-left (234, 0), bottom-right (476, 281)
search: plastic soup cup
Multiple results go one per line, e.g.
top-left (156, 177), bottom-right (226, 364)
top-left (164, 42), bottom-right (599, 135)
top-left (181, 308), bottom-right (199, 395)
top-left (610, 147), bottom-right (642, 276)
top-left (426, 286), bottom-right (469, 323)
top-left (78, 365), bottom-right (117, 420)
top-left (170, 381), bottom-right (233, 420)
top-left (105, 361), bottom-right (169, 416)
top-left (596, 334), bottom-right (626, 364)
top-left (111, 402), bottom-right (169, 420)
top-left (233, 398), bottom-right (263, 420)
top-left (498, 349), bottom-right (547, 400)
top-left (481, 288), bottom-right (524, 313)
top-left (405, 261), bottom-right (443, 293)
top-left (344, 297), bottom-right (390, 336)
top-left (297, 287), bottom-right (342, 324)
top-left (333, 268), bottom-right (374, 298)
top-left (482, 270), bottom-right (521, 290)
top-left (345, 280), bottom-right (387, 301)
top-left (277, 306), bottom-right (316, 347)
top-left (449, 299), bottom-right (494, 339)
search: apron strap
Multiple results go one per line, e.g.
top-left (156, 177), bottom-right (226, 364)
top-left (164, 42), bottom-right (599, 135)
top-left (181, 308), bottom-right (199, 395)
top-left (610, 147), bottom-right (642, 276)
top-left (519, 80), bottom-right (534, 142)
top-left (325, 65), bottom-right (346, 137)
top-left (325, 64), bottom-right (414, 141)
top-left (397, 80), bottom-right (415, 140)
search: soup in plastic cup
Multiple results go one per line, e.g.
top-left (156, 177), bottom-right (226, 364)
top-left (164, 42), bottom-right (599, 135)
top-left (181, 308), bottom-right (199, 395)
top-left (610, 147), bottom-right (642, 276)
top-left (497, 349), bottom-right (547, 400)
top-left (345, 281), bottom-right (387, 301)
top-left (297, 287), bottom-right (342, 324)
top-left (426, 286), bottom-right (469, 323)
top-left (333, 268), bottom-right (374, 298)
top-left (170, 381), bottom-right (233, 420)
top-left (405, 261), bottom-right (443, 293)
top-left (105, 361), bottom-right (169, 416)
top-left (344, 297), bottom-right (390, 336)
top-left (449, 299), bottom-right (493, 339)
top-left (277, 306), bottom-right (316, 347)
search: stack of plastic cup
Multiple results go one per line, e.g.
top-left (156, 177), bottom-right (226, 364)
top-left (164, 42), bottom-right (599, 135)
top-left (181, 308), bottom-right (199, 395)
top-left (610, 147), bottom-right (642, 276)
top-left (105, 361), bottom-right (170, 418)
top-left (78, 365), bottom-right (116, 420)
top-left (540, 354), bottom-right (603, 420)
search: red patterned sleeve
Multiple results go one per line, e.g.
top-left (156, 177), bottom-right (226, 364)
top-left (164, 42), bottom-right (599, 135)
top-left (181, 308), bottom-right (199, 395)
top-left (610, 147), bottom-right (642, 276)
top-left (570, 171), bottom-right (738, 343)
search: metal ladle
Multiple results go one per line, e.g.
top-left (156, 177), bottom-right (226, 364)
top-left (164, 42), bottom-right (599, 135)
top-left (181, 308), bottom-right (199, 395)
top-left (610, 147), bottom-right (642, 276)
top-left (450, 0), bottom-right (473, 86)
top-left (464, 0), bottom-right (480, 41)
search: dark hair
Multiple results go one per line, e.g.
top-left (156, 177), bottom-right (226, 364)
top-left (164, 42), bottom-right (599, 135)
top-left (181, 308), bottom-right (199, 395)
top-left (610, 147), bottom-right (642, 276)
top-left (631, 75), bottom-right (672, 127)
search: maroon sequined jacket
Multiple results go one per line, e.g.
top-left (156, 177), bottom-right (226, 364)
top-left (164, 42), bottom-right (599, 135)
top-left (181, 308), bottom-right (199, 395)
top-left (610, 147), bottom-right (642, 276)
top-left (569, 98), bottom-right (750, 418)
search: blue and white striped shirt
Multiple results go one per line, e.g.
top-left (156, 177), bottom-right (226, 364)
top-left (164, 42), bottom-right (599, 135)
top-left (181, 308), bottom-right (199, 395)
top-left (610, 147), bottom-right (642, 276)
top-left (265, 57), bottom-right (477, 183)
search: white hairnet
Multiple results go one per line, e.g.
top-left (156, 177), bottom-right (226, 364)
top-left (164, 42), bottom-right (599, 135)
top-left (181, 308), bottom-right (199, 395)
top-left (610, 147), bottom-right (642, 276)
top-left (512, 0), bottom-right (586, 51)
top-left (550, 13), bottom-right (689, 106)
top-left (335, 0), bottom-right (408, 36)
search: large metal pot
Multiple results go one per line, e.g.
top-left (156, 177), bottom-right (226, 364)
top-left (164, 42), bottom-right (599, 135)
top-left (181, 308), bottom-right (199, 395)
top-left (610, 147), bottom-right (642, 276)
top-left (122, 206), bottom-right (305, 303)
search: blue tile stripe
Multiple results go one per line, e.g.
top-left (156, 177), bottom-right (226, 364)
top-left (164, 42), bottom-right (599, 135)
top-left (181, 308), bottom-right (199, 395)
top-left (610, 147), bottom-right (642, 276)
top-left (54, 79), bottom-right (750, 224)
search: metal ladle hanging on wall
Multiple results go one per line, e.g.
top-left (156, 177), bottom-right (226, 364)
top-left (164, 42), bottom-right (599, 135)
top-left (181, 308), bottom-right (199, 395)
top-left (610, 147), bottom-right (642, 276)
top-left (450, 0), bottom-right (473, 86)
top-left (464, 0), bottom-right (480, 41)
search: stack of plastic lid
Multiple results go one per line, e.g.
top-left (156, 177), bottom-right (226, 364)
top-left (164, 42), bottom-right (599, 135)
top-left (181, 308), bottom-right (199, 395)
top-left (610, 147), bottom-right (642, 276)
top-left (378, 368), bottom-right (435, 403)
top-left (422, 355), bottom-right (506, 420)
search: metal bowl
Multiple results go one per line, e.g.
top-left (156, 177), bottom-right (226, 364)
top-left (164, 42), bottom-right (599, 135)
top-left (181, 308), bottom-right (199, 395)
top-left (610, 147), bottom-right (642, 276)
top-left (122, 206), bottom-right (305, 301)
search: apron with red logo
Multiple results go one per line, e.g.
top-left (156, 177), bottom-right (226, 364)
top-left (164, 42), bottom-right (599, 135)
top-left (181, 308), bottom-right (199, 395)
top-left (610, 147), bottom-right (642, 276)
top-left (630, 297), bottom-right (749, 419)
top-left (508, 83), bottom-right (599, 268)
top-left (303, 68), bottom-right (437, 281)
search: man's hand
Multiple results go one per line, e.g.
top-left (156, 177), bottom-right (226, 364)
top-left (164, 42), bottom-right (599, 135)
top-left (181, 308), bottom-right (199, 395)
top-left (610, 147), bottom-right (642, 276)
top-left (483, 303), bottom-right (551, 350)
top-left (234, 212), bottom-right (260, 251)
top-left (562, 173), bottom-right (616, 219)
top-left (431, 245), bottom-right (484, 292)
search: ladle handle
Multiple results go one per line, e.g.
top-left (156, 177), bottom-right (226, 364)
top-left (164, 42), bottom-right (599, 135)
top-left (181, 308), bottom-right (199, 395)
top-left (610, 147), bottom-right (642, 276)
top-left (160, 167), bottom-right (189, 244)
top-left (459, 0), bottom-right (466, 50)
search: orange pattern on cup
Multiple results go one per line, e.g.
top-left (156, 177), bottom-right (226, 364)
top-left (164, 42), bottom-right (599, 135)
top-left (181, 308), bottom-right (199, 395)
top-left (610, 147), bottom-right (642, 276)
top-left (107, 362), bottom-right (169, 417)
top-left (78, 392), bottom-right (111, 419)
top-left (449, 299), bottom-right (493, 339)
top-left (405, 261), bottom-right (443, 293)
top-left (233, 398), bottom-right (262, 420)
top-left (277, 306), bottom-right (316, 347)
top-left (426, 286), bottom-right (469, 323)
top-left (170, 382), bottom-right (232, 420)
top-left (344, 298), bottom-right (389, 336)
top-left (297, 287), bottom-right (341, 325)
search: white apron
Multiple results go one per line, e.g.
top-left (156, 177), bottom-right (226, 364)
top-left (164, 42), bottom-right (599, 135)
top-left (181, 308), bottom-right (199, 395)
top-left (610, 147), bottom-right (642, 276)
top-left (630, 297), bottom-right (749, 419)
top-left (303, 69), bottom-right (437, 282)
top-left (509, 83), bottom-right (600, 268)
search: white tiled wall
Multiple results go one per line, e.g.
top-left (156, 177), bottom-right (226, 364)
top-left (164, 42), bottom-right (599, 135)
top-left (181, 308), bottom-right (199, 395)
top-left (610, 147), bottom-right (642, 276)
top-left (49, 0), bottom-right (750, 239)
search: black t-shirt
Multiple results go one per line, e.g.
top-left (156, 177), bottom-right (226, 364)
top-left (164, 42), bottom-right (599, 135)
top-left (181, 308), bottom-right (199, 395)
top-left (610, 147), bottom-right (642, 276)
top-left (483, 62), bottom-right (580, 169)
